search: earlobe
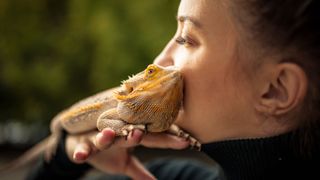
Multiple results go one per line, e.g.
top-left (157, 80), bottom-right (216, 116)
top-left (256, 63), bottom-right (308, 116)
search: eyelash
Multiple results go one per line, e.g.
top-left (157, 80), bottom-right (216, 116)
top-left (175, 36), bottom-right (195, 47)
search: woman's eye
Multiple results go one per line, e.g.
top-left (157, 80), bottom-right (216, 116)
top-left (175, 36), bottom-right (195, 47)
top-left (175, 36), bottom-right (186, 45)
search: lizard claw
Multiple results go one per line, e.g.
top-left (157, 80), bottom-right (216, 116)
top-left (121, 129), bottom-right (129, 137)
top-left (121, 124), bottom-right (146, 138)
top-left (167, 124), bottom-right (201, 151)
top-left (177, 130), bottom-right (201, 151)
top-left (188, 136), bottom-right (202, 151)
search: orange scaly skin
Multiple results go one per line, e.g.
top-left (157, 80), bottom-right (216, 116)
top-left (0, 64), bottom-right (201, 173)
top-left (100, 64), bottom-right (185, 134)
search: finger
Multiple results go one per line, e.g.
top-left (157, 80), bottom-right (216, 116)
top-left (141, 133), bottom-right (190, 149)
top-left (125, 156), bottom-right (156, 180)
top-left (94, 128), bottom-right (116, 150)
top-left (114, 129), bottom-right (144, 148)
top-left (73, 143), bottom-right (91, 163)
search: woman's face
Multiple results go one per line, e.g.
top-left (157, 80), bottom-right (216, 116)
top-left (154, 0), bottom-right (268, 143)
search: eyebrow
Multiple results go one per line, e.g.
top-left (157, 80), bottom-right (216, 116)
top-left (177, 15), bottom-right (202, 28)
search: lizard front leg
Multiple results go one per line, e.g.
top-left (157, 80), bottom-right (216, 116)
top-left (97, 108), bottom-right (146, 137)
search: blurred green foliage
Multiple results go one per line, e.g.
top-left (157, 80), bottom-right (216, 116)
top-left (0, 0), bottom-right (179, 125)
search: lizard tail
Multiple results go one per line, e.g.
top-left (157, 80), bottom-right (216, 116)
top-left (0, 136), bottom-right (51, 174)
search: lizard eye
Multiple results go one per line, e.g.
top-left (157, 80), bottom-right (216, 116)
top-left (145, 64), bottom-right (158, 78)
top-left (148, 68), bottom-right (154, 74)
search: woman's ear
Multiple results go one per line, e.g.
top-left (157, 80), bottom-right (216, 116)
top-left (255, 63), bottom-right (308, 116)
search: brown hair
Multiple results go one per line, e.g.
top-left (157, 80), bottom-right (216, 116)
top-left (233, 0), bottom-right (320, 156)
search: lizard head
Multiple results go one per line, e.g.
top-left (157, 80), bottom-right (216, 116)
top-left (114, 64), bottom-right (183, 131)
top-left (115, 64), bottom-right (182, 100)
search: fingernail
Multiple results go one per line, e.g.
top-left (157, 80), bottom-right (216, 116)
top-left (133, 129), bottom-right (144, 138)
top-left (73, 151), bottom-right (88, 161)
top-left (102, 128), bottom-right (115, 135)
top-left (96, 132), bottom-right (103, 141)
top-left (73, 146), bottom-right (88, 161)
top-left (130, 130), bottom-right (135, 138)
top-left (97, 132), bottom-right (108, 147)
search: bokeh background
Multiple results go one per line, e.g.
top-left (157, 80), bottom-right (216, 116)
top-left (0, 0), bottom-right (179, 127)
top-left (0, 1), bottom-right (216, 179)
top-left (0, 0), bottom-right (179, 145)
top-left (0, 0), bottom-right (179, 165)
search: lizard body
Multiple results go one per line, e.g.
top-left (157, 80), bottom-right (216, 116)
top-left (1, 64), bottom-right (201, 172)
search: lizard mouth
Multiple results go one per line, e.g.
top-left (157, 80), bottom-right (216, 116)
top-left (117, 85), bottom-right (134, 96)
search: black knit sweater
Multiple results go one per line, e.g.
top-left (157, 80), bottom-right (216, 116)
top-left (202, 131), bottom-right (320, 180)
top-left (27, 130), bottom-right (320, 180)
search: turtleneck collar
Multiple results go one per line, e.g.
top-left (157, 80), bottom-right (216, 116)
top-left (201, 131), bottom-right (318, 180)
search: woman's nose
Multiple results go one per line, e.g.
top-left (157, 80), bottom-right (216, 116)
top-left (153, 53), bottom-right (174, 67)
top-left (153, 39), bottom-right (176, 67)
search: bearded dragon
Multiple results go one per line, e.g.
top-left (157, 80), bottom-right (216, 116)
top-left (1, 64), bottom-right (201, 172)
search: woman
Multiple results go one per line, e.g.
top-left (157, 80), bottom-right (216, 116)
top-left (28, 0), bottom-right (320, 179)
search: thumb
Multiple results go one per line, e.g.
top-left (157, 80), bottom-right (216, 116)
top-left (125, 156), bottom-right (156, 180)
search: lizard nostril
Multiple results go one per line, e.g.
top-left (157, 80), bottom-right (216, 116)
top-left (124, 84), bottom-right (134, 94)
top-left (129, 87), bottom-right (133, 93)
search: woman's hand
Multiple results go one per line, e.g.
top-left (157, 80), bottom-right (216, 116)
top-left (65, 128), bottom-right (190, 180)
